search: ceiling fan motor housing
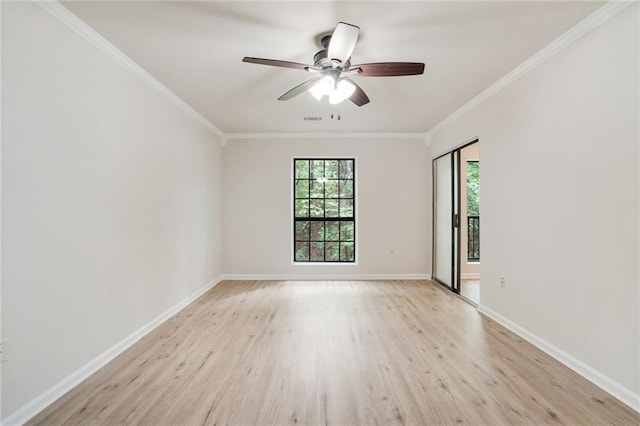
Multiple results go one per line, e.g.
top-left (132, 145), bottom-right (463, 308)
top-left (320, 34), bottom-right (332, 49)
top-left (313, 49), bottom-right (351, 70)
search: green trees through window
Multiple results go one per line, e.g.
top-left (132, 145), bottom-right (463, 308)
top-left (294, 159), bottom-right (355, 262)
top-left (466, 160), bottom-right (480, 261)
top-left (467, 161), bottom-right (480, 216)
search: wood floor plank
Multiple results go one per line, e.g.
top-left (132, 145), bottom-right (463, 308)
top-left (28, 280), bottom-right (639, 425)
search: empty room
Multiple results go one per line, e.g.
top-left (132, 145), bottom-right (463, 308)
top-left (2, 1), bottom-right (639, 425)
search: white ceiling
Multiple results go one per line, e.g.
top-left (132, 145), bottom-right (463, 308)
top-left (62, 1), bottom-right (604, 135)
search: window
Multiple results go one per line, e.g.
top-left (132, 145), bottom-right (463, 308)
top-left (293, 158), bottom-right (355, 262)
top-left (466, 160), bottom-right (480, 262)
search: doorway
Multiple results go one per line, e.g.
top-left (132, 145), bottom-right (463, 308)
top-left (432, 140), bottom-right (480, 305)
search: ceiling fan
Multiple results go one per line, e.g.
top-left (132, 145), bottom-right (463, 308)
top-left (242, 22), bottom-right (425, 107)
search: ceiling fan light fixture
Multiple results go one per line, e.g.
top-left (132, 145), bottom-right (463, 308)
top-left (329, 78), bottom-right (356, 104)
top-left (309, 75), bottom-right (335, 101)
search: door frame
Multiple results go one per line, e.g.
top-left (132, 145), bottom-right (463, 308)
top-left (432, 138), bottom-right (479, 295)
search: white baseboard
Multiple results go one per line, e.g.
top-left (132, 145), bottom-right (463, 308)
top-left (2, 276), bottom-right (223, 426)
top-left (460, 273), bottom-right (480, 279)
top-left (478, 304), bottom-right (640, 413)
top-left (221, 274), bottom-right (431, 281)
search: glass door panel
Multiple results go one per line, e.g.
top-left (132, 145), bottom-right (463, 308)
top-left (452, 150), bottom-right (460, 293)
top-left (433, 154), bottom-right (453, 288)
top-left (433, 152), bottom-right (460, 292)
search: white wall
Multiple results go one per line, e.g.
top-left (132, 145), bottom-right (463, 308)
top-left (1, 2), bottom-right (223, 419)
top-left (431, 4), bottom-right (639, 404)
top-left (223, 138), bottom-right (431, 278)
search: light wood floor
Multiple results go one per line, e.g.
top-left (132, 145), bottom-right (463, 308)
top-left (460, 279), bottom-right (480, 305)
top-left (29, 280), bottom-right (638, 425)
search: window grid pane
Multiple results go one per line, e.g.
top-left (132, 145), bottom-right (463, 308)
top-left (294, 158), bottom-right (355, 263)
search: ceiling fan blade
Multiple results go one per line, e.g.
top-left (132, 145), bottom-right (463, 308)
top-left (343, 78), bottom-right (370, 107)
top-left (278, 77), bottom-right (322, 101)
top-left (243, 57), bottom-right (311, 71)
top-left (354, 62), bottom-right (425, 77)
top-left (327, 22), bottom-right (360, 64)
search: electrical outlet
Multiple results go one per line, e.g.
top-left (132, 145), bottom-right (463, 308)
top-left (500, 276), bottom-right (506, 289)
top-left (390, 248), bottom-right (394, 256)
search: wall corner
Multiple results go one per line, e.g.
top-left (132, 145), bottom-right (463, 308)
top-left (423, 133), bottom-right (432, 147)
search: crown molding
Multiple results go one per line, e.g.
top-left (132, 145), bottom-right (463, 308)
top-left (425, 0), bottom-right (635, 139)
top-left (33, 0), bottom-right (225, 144)
top-left (224, 132), bottom-right (426, 142)
top-left (33, 0), bottom-right (633, 147)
